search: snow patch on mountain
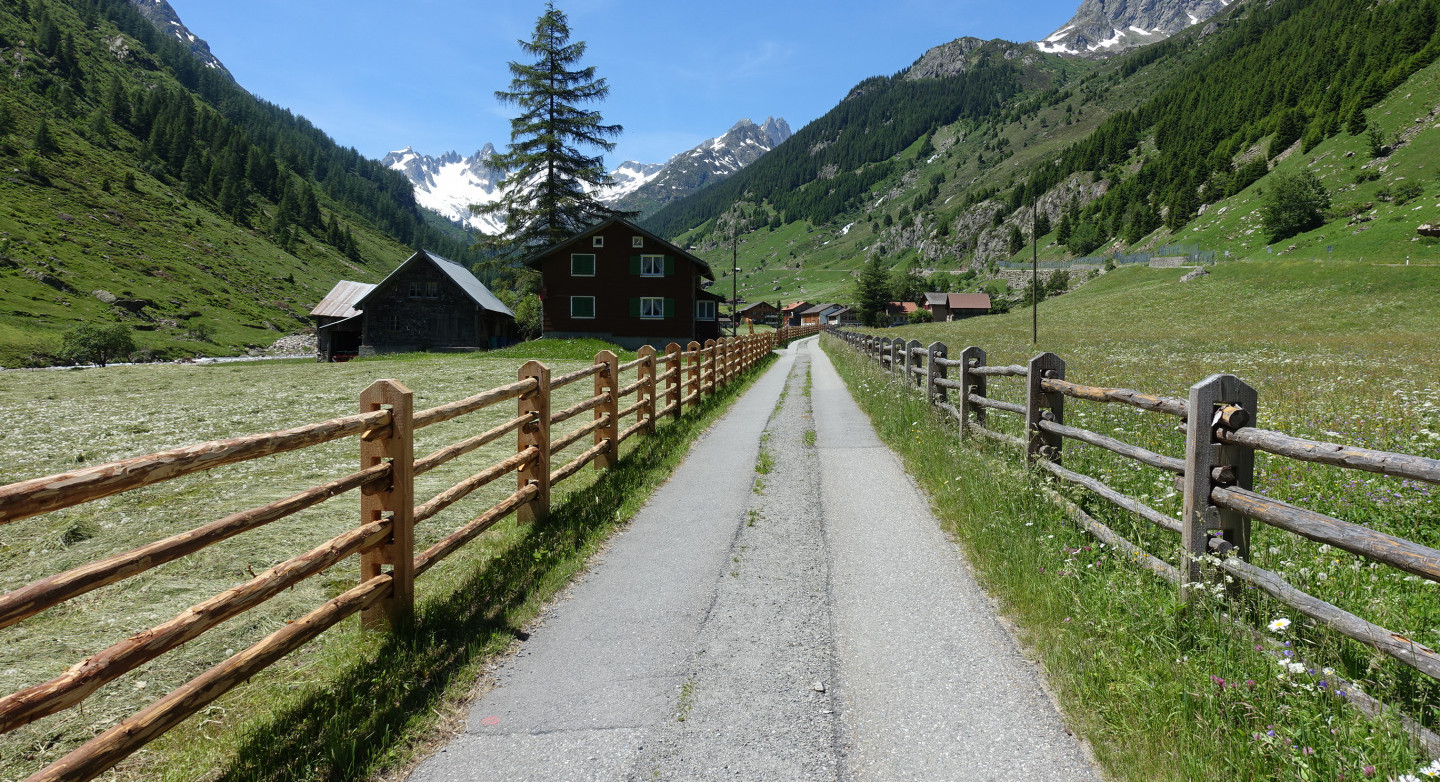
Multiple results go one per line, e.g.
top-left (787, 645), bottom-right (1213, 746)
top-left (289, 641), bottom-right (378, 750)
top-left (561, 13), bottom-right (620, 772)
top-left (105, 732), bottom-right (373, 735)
top-left (1033, 0), bottom-right (1232, 56)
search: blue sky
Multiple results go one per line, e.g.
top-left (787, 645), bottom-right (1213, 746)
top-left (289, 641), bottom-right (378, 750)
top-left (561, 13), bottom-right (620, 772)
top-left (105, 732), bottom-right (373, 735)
top-left (168, 0), bottom-right (1079, 167)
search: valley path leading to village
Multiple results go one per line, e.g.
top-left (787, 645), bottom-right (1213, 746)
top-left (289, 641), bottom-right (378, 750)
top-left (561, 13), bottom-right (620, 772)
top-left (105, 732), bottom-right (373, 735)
top-left (406, 338), bottom-right (1101, 781)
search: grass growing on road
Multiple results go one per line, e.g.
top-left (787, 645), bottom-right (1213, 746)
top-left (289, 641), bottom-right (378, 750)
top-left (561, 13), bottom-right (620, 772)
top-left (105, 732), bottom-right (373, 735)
top-left (0, 344), bottom-right (773, 781)
top-left (823, 338), bottom-right (1429, 782)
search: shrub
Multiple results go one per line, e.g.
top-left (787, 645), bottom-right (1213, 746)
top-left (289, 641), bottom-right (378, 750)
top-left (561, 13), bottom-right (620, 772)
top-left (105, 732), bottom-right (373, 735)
top-left (59, 323), bottom-right (135, 367)
top-left (1261, 170), bottom-right (1330, 243)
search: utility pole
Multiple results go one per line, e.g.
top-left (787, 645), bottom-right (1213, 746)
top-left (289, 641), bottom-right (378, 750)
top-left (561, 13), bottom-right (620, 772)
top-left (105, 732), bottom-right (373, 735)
top-left (1032, 199), bottom-right (1038, 345)
top-left (731, 230), bottom-right (739, 337)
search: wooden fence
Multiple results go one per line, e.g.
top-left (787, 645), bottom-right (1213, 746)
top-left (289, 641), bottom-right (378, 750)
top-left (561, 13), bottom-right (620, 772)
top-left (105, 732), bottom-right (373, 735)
top-left (0, 329), bottom-right (800, 782)
top-left (831, 330), bottom-right (1440, 711)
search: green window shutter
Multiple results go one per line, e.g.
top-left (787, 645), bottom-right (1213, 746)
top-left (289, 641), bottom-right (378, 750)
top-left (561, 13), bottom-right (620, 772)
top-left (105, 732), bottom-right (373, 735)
top-left (630, 255), bottom-right (641, 275)
top-left (664, 298), bottom-right (674, 317)
top-left (629, 297), bottom-right (640, 318)
top-left (664, 256), bottom-right (675, 275)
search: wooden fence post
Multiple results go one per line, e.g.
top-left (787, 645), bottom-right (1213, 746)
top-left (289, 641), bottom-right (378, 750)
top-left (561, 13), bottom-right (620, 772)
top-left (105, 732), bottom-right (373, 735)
top-left (358, 380), bottom-right (414, 629)
top-left (666, 342), bottom-right (683, 420)
top-left (638, 345), bottom-right (657, 434)
top-left (594, 350), bottom-right (619, 470)
top-left (687, 341), bottom-right (701, 409)
top-left (927, 342), bottom-right (948, 405)
top-left (908, 339), bottom-right (924, 389)
top-left (1181, 374), bottom-right (1258, 600)
top-left (1026, 352), bottom-right (1065, 466)
top-left (959, 346), bottom-right (986, 440)
top-left (517, 361), bottom-right (551, 525)
top-left (703, 339), bottom-right (717, 395)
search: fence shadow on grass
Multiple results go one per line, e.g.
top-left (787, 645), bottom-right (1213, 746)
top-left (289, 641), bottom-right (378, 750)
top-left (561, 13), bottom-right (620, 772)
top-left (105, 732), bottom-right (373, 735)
top-left (209, 360), bottom-right (773, 782)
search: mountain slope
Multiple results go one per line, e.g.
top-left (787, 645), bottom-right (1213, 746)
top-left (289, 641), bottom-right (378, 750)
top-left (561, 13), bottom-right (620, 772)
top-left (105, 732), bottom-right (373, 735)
top-left (650, 0), bottom-right (1440, 310)
top-left (0, 0), bottom-right (478, 365)
top-left (127, 0), bottom-right (232, 78)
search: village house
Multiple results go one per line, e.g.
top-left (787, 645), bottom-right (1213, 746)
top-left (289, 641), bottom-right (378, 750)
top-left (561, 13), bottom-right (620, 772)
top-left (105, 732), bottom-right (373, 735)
top-left (736, 301), bottom-right (781, 327)
top-left (800, 303), bottom-right (842, 326)
top-left (780, 300), bottom-right (811, 327)
top-left (886, 301), bottom-right (921, 326)
top-left (525, 218), bottom-right (721, 350)
top-left (310, 250), bottom-right (516, 361)
top-left (831, 306), bottom-right (862, 327)
top-left (923, 292), bottom-right (993, 322)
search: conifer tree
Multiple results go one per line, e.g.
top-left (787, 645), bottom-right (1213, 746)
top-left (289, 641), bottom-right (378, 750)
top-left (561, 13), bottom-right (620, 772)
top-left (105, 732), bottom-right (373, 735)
top-left (475, 1), bottom-right (624, 252)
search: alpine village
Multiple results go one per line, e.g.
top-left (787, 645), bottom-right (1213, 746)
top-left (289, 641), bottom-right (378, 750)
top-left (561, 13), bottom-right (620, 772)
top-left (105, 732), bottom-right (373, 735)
top-left (1, 0), bottom-right (1439, 780)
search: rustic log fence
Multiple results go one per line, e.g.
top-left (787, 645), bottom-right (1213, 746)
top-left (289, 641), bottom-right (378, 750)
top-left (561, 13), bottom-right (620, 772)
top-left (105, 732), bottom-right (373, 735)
top-left (831, 329), bottom-right (1440, 710)
top-left (0, 329), bottom-right (798, 782)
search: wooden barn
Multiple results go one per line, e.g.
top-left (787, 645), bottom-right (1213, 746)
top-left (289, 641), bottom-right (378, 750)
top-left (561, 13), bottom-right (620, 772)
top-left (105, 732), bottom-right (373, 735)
top-left (310, 250), bottom-right (516, 361)
top-left (923, 292), bottom-right (992, 322)
top-left (525, 217), bottom-right (721, 350)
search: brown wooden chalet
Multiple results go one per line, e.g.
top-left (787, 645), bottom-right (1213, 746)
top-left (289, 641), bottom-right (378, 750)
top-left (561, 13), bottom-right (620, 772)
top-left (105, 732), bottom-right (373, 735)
top-left (525, 218), bottom-right (721, 350)
top-left (737, 301), bottom-right (780, 326)
top-left (923, 292), bottom-right (992, 322)
top-left (309, 250), bottom-right (515, 361)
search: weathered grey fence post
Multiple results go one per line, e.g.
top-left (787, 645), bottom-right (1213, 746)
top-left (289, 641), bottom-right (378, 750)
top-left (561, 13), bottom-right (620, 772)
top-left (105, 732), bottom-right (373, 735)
top-left (358, 379), bottom-right (414, 629)
top-left (926, 342), bottom-right (948, 405)
top-left (959, 346), bottom-right (986, 440)
top-left (1026, 353), bottom-right (1065, 466)
top-left (907, 339), bottom-right (924, 389)
top-left (1181, 374), bottom-right (1257, 600)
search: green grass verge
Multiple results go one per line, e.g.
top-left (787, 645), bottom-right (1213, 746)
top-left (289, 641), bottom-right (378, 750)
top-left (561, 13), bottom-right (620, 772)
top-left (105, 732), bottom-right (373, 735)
top-left (0, 349), bottom-right (771, 781)
top-left (822, 335), bottom-right (1431, 782)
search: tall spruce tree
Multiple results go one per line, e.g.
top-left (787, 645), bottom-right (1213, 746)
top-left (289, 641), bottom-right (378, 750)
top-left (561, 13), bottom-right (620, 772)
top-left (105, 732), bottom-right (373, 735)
top-left (476, 2), bottom-right (623, 252)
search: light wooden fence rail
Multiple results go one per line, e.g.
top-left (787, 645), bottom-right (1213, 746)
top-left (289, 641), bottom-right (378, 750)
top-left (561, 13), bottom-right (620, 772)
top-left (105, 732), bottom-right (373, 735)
top-left (832, 329), bottom-right (1440, 719)
top-left (0, 328), bottom-right (805, 782)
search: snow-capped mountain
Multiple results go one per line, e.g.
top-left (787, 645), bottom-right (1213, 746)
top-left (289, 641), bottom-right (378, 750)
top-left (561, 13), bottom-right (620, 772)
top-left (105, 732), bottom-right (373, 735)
top-left (385, 116), bottom-right (792, 232)
top-left (380, 145), bottom-right (507, 234)
top-left (1034, 0), bottom-right (1232, 56)
top-left (608, 117), bottom-right (793, 216)
top-left (127, 0), bottom-right (232, 78)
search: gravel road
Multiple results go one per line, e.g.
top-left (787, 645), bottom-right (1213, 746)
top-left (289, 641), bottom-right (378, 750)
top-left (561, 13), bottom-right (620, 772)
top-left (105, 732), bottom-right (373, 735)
top-left (407, 337), bottom-right (1100, 781)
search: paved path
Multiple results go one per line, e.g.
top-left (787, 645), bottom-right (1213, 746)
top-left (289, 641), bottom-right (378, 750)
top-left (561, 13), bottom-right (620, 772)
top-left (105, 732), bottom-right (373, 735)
top-left (408, 338), bottom-right (1100, 781)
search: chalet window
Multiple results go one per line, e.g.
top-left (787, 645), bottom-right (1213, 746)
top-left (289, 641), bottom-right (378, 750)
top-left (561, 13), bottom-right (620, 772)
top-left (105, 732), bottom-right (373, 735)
top-left (639, 297), bottom-right (664, 319)
top-left (408, 281), bottom-right (439, 300)
top-left (632, 236), bottom-right (644, 248)
top-left (696, 300), bottom-right (716, 320)
top-left (571, 253), bottom-right (596, 276)
top-left (592, 236), bottom-right (604, 248)
top-left (570, 296), bottom-right (596, 319)
top-left (640, 255), bottom-right (665, 277)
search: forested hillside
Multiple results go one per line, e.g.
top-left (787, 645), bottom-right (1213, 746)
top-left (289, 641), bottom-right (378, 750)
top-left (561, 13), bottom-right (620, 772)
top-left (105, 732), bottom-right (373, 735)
top-left (0, 0), bottom-right (478, 365)
top-left (651, 0), bottom-right (1440, 309)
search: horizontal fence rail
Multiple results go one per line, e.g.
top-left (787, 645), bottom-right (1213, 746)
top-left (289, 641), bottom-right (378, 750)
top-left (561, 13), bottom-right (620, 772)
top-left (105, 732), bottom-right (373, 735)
top-left (829, 328), bottom-right (1440, 726)
top-left (0, 326), bottom-right (811, 782)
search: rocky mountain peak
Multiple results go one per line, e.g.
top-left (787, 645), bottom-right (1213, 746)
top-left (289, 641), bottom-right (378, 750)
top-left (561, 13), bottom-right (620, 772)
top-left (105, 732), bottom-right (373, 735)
top-left (904, 38), bottom-right (1037, 81)
top-left (1034, 0), bottom-right (1233, 56)
top-left (127, 0), bottom-right (232, 79)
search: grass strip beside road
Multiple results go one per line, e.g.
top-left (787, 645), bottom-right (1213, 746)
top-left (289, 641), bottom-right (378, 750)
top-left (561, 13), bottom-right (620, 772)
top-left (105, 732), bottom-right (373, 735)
top-left (823, 337), bottom-right (1428, 782)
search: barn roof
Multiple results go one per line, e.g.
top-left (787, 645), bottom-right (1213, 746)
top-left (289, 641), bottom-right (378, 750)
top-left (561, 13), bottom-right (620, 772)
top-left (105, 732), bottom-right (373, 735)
top-left (356, 250), bottom-right (515, 318)
top-left (521, 217), bottom-right (715, 281)
top-left (802, 303), bottom-right (841, 315)
top-left (923, 292), bottom-right (949, 306)
top-left (947, 293), bottom-right (992, 309)
top-left (310, 280), bottom-right (376, 319)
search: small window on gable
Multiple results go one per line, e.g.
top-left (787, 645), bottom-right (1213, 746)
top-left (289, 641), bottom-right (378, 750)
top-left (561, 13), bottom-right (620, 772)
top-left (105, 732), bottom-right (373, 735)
top-left (592, 236), bottom-right (604, 248)
top-left (408, 280), bottom-right (439, 300)
top-left (571, 253), bottom-right (596, 276)
top-left (632, 236), bottom-right (644, 248)
top-left (571, 296), bottom-right (596, 319)
top-left (640, 254), bottom-right (665, 277)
